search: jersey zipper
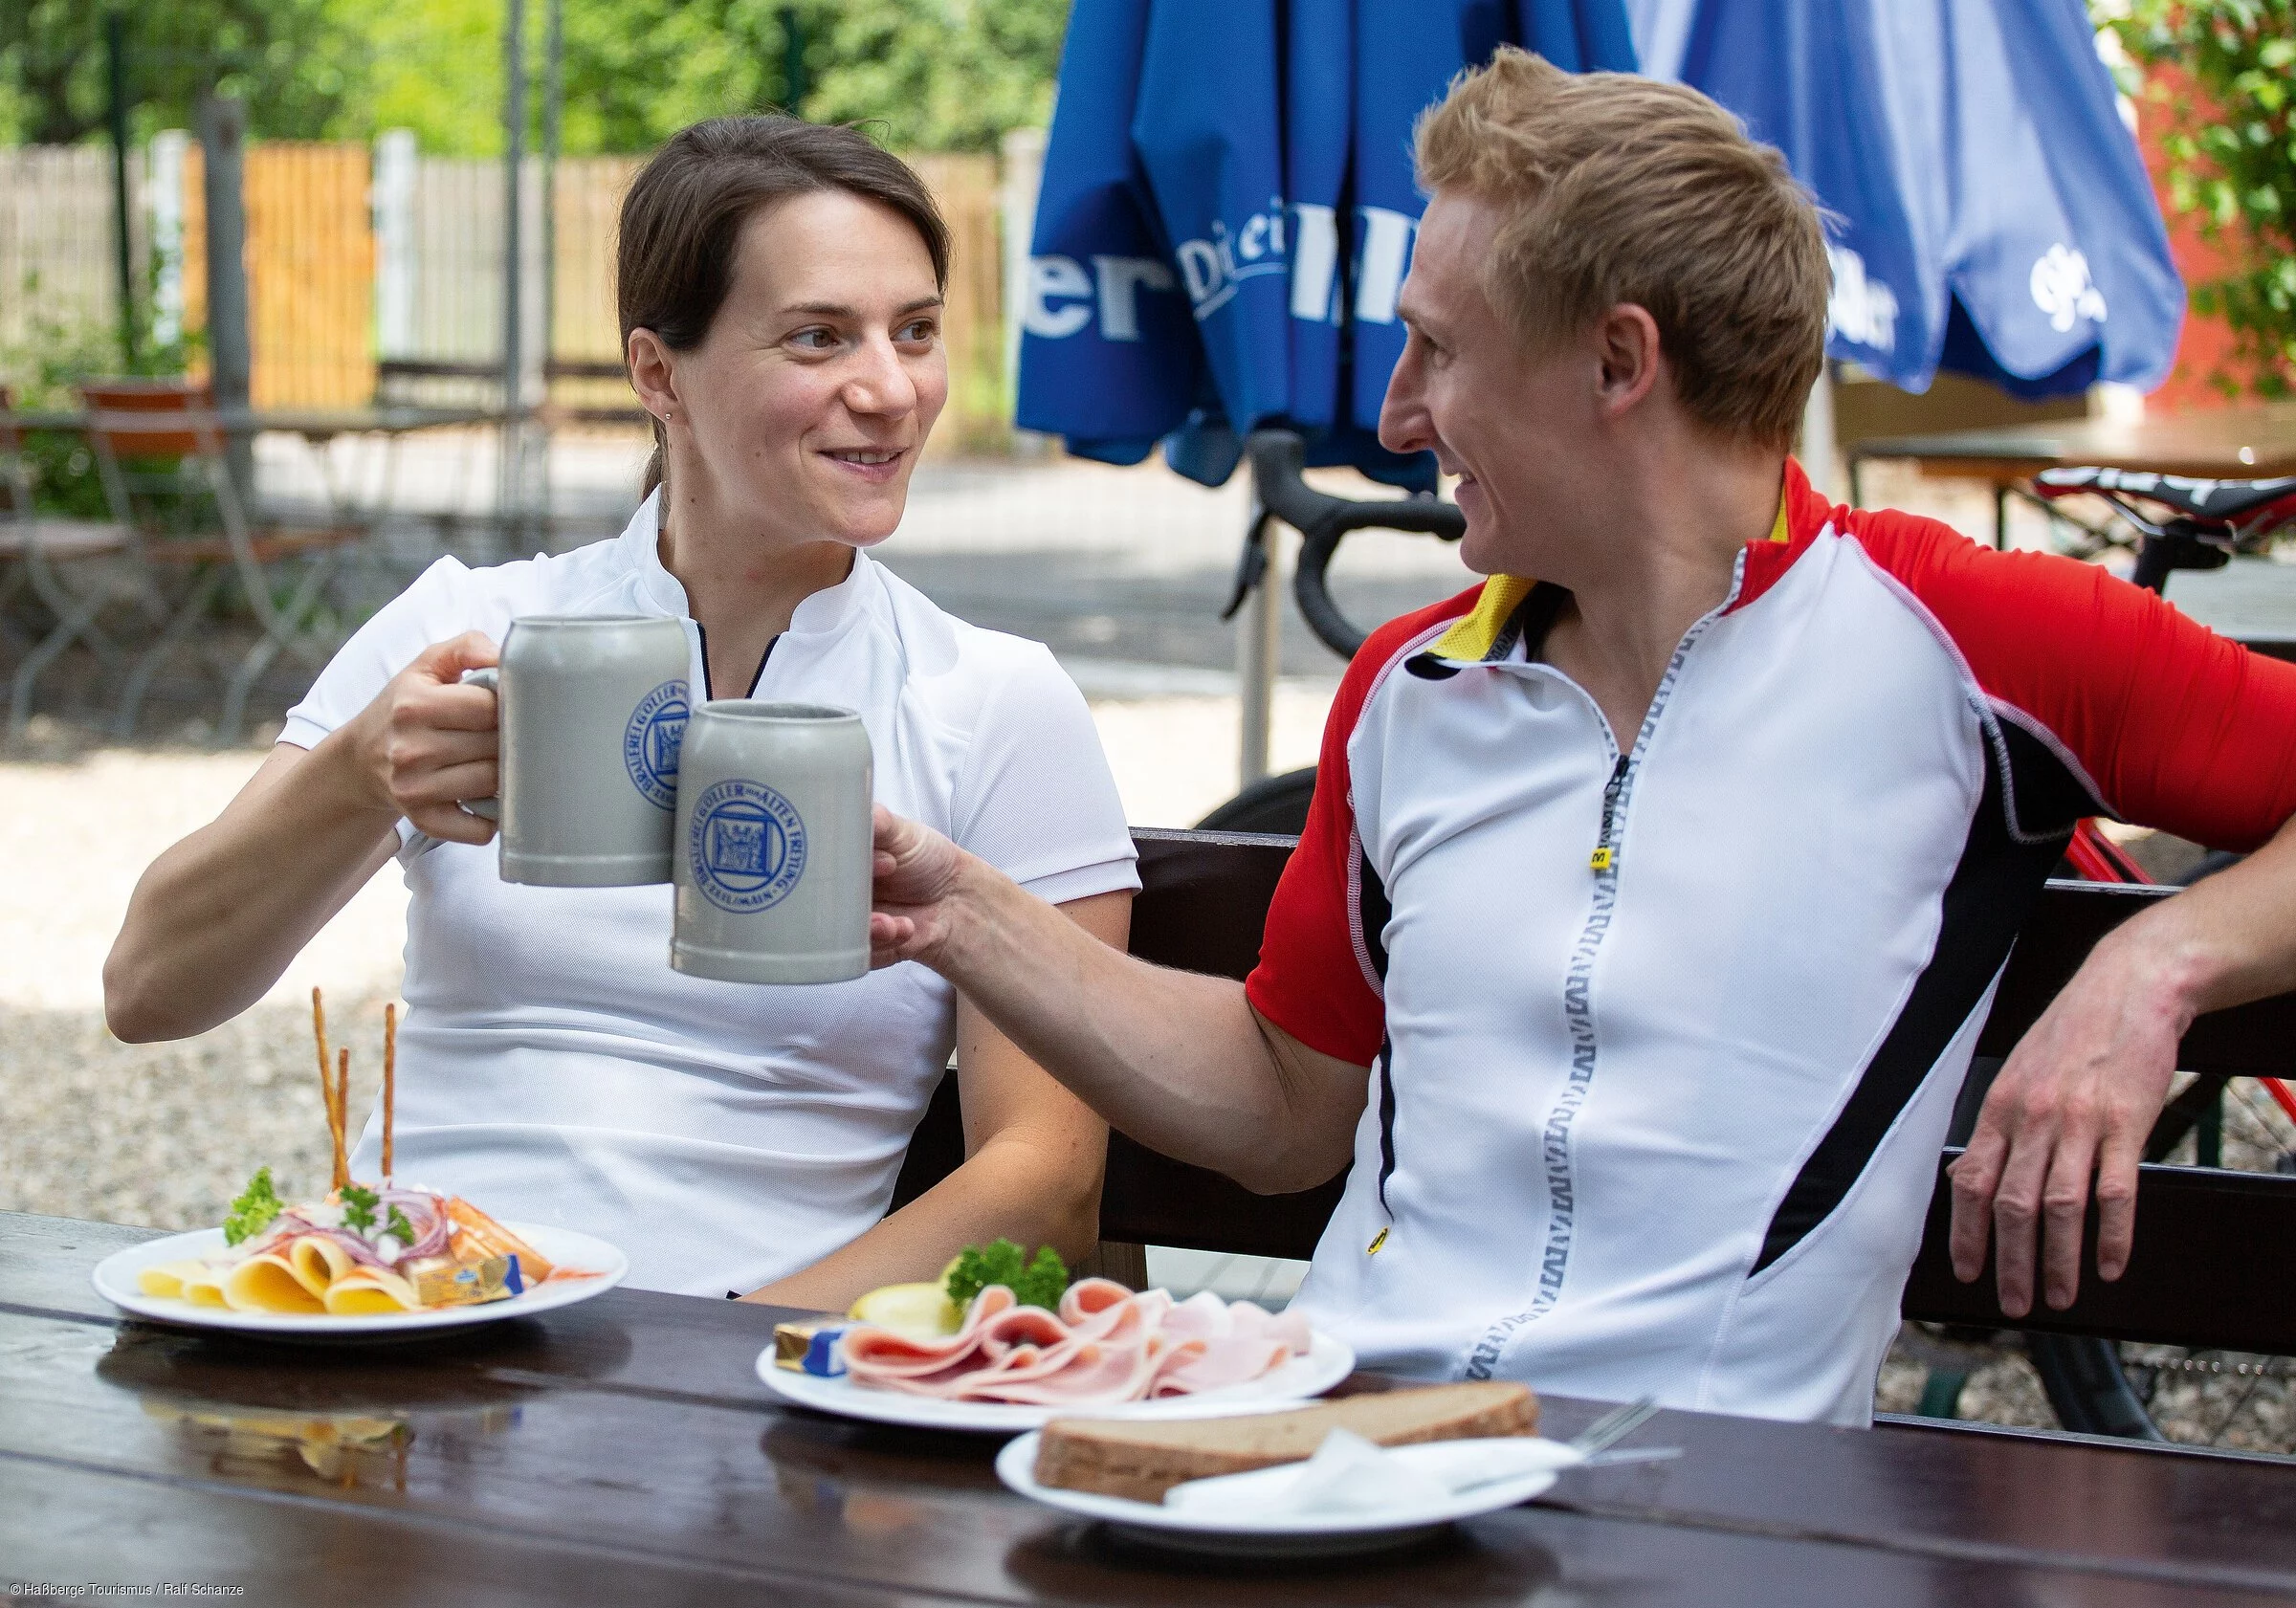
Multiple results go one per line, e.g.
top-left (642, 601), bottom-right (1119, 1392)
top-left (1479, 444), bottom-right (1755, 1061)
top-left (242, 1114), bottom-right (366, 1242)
top-left (1589, 754), bottom-right (1630, 872)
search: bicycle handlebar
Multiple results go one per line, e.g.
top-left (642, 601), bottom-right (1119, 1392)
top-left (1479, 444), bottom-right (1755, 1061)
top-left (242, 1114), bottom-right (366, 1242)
top-left (1245, 430), bottom-right (1464, 658)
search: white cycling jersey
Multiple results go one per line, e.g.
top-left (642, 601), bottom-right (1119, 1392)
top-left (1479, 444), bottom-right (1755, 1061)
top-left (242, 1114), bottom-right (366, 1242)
top-left (1247, 461), bottom-right (2296, 1424)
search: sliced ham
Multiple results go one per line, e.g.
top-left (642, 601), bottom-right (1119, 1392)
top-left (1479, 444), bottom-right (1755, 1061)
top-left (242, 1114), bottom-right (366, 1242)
top-left (840, 1282), bottom-right (1308, 1407)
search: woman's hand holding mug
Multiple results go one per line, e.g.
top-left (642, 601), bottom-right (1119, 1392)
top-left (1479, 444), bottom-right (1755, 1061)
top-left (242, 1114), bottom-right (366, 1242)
top-left (343, 632), bottom-right (502, 845)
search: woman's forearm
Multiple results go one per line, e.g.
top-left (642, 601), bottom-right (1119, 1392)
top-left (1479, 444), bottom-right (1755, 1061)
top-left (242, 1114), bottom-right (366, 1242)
top-left (740, 1130), bottom-right (1101, 1312)
top-left (104, 731), bottom-right (401, 1042)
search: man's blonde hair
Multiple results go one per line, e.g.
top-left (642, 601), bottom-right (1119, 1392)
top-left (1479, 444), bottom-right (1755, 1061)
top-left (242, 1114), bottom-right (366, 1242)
top-left (1416, 48), bottom-right (1828, 450)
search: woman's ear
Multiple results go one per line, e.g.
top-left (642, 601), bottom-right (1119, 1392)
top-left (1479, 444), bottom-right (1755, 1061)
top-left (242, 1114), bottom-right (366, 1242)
top-left (627, 328), bottom-right (679, 426)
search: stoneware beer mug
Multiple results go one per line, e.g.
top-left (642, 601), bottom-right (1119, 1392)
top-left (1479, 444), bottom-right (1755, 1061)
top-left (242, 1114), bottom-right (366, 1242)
top-left (671, 701), bottom-right (874, 984)
top-left (461, 615), bottom-right (691, 886)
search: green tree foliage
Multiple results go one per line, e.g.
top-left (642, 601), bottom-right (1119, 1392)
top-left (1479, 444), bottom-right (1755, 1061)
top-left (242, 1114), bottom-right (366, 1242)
top-left (1, 0), bottom-right (1071, 155)
top-left (804, 0), bottom-right (1071, 153)
top-left (2112, 0), bottom-right (2296, 398)
top-left (0, 0), bottom-right (366, 144)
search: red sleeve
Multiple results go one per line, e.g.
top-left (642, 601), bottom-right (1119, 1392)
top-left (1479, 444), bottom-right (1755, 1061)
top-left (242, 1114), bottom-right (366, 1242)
top-left (1845, 507), bottom-right (2296, 852)
top-left (1244, 589), bottom-right (1479, 1065)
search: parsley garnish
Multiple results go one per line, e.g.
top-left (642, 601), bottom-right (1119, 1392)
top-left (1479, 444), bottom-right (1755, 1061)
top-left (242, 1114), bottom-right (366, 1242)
top-left (945, 1239), bottom-right (1069, 1311)
top-left (340, 1183), bottom-right (379, 1235)
top-left (223, 1168), bottom-right (283, 1247)
top-left (385, 1204), bottom-right (414, 1245)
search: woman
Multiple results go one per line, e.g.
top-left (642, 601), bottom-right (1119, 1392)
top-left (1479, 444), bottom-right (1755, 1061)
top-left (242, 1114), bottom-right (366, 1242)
top-left (102, 118), bottom-right (1137, 1308)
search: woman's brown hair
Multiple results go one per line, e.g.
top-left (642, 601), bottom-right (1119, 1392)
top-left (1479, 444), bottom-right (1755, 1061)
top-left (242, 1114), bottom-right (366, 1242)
top-left (617, 116), bottom-right (952, 498)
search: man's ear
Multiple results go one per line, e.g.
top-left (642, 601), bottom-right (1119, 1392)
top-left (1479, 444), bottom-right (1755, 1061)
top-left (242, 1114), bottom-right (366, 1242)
top-left (627, 328), bottom-right (678, 426)
top-left (1591, 303), bottom-right (1664, 421)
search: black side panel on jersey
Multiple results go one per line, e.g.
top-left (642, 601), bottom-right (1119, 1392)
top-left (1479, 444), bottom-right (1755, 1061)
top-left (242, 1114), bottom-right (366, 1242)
top-left (1358, 848), bottom-right (1400, 1215)
top-left (1993, 709), bottom-right (2111, 838)
top-left (1751, 729), bottom-right (2070, 1275)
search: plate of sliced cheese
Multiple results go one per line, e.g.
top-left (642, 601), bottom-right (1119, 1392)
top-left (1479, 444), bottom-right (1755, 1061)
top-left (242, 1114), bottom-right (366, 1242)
top-left (996, 1381), bottom-right (1556, 1557)
top-left (93, 1220), bottom-right (625, 1342)
top-left (91, 990), bottom-right (624, 1341)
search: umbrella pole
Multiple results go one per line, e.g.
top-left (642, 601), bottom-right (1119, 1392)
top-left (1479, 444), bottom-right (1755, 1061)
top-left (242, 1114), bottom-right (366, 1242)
top-left (1236, 507), bottom-right (1284, 788)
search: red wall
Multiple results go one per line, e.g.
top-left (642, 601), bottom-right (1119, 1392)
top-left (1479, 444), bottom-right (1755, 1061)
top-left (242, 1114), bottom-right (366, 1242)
top-left (2138, 65), bottom-right (2248, 413)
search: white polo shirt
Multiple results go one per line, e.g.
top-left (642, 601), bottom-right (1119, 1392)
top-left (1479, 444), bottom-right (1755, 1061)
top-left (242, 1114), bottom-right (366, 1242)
top-left (281, 493), bottom-right (1138, 1296)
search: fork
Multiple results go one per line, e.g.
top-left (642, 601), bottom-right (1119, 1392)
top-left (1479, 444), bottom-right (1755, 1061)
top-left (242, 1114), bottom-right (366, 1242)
top-left (1568, 1396), bottom-right (1662, 1457)
top-left (1448, 1397), bottom-right (1679, 1497)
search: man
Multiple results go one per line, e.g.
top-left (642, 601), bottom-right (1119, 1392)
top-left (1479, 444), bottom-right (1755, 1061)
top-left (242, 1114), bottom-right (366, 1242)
top-left (869, 51), bottom-right (2296, 1423)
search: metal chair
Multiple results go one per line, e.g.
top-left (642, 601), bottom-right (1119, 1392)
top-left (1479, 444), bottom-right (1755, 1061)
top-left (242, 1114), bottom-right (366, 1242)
top-left (80, 383), bottom-right (365, 743)
top-left (0, 388), bottom-right (151, 738)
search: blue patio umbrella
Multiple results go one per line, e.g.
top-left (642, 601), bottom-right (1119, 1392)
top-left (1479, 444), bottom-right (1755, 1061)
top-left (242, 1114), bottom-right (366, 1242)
top-left (1634, 0), bottom-right (2182, 397)
top-left (1016, 0), bottom-right (1640, 487)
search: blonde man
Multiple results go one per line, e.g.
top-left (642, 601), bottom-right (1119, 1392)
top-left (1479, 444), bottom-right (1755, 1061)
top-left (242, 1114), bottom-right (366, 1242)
top-left (866, 52), bottom-right (2296, 1422)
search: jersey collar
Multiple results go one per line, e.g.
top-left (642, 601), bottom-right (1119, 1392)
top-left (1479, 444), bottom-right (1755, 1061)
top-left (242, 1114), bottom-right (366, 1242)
top-left (1411, 459), bottom-right (1816, 670)
top-left (618, 487), bottom-right (873, 638)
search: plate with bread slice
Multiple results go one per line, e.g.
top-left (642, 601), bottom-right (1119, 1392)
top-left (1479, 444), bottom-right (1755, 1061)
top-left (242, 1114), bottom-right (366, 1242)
top-left (997, 1380), bottom-right (1558, 1557)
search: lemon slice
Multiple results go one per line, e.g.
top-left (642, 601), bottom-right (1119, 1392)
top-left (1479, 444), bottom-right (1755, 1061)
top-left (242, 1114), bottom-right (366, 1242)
top-left (848, 1281), bottom-right (960, 1337)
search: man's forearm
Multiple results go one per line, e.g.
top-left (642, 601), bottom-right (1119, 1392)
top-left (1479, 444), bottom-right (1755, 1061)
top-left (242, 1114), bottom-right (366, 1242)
top-left (929, 853), bottom-right (1343, 1190)
top-left (2112, 815), bottom-right (2296, 1022)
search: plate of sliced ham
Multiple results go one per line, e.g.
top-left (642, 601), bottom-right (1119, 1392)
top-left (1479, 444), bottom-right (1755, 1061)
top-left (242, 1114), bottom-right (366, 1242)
top-left (756, 1278), bottom-right (1355, 1433)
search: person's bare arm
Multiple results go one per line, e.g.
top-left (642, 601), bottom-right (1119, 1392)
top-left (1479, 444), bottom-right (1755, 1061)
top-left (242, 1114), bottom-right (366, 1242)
top-left (740, 891), bottom-right (1130, 1311)
top-left (866, 806), bottom-right (1369, 1195)
top-left (1951, 811), bottom-right (2296, 1316)
top-left (104, 633), bottom-right (502, 1042)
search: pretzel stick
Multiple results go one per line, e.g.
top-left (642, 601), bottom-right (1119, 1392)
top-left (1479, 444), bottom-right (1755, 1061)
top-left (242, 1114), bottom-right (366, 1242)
top-left (333, 1047), bottom-right (351, 1191)
top-left (311, 987), bottom-right (338, 1181)
top-left (382, 1002), bottom-right (397, 1182)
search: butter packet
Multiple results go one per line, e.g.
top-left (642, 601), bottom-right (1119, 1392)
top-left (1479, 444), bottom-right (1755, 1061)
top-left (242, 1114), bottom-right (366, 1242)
top-left (406, 1252), bottom-right (522, 1308)
top-left (773, 1317), bottom-right (849, 1377)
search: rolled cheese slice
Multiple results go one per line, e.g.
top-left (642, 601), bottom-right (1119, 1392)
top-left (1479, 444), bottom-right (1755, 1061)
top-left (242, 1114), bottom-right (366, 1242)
top-left (288, 1234), bottom-right (360, 1298)
top-left (321, 1267), bottom-right (423, 1315)
top-left (223, 1253), bottom-right (327, 1313)
top-left (138, 1259), bottom-right (214, 1300)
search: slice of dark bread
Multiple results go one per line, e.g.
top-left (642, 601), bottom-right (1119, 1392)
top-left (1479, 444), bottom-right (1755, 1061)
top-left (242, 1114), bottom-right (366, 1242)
top-left (1033, 1380), bottom-right (1538, 1503)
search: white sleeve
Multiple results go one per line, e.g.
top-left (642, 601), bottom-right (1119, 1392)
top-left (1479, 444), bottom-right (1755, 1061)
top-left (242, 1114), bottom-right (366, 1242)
top-left (277, 557), bottom-right (500, 751)
top-left (950, 645), bottom-right (1139, 905)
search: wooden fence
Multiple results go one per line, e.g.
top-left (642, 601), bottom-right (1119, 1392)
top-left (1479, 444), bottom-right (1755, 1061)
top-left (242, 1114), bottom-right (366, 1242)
top-left (0, 143), bottom-right (1009, 445)
top-left (180, 142), bottom-right (377, 408)
top-left (0, 145), bottom-right (144, 379)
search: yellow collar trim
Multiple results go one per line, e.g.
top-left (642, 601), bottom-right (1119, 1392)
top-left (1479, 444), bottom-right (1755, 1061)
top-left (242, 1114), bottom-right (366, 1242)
top-left (1427, 574), bottom-right (1538, 662)
top-left (1425, 497), bottom-right (1782, 664)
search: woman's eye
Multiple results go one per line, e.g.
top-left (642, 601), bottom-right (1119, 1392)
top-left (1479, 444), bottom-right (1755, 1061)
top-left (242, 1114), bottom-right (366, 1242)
top-left (789, 327), bottom-right (840, 351)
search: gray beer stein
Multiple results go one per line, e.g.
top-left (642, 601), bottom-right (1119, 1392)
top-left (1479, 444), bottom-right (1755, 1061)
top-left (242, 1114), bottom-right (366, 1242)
top-left (671, 701), bottom-right (874, 984)
top-left (462, 615), bottom-right (691, 886)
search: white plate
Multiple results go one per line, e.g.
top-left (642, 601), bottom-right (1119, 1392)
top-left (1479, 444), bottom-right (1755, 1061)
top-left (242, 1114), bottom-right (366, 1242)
top-left (90, 1223), bottom-right (627, 1342)
top-left (756, 1329), bottom-right (1355, 1433)
top-left (995, 1431), bottom-right (1562, 1558)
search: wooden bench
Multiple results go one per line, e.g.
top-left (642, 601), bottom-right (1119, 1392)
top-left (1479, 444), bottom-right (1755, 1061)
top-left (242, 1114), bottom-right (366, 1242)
top-left (891, 827), bottom-right (2296, 1359)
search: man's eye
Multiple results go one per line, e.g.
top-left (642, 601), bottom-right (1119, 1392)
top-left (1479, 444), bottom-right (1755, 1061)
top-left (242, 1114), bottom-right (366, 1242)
top-left (895, 319), bottom-right (938, 343)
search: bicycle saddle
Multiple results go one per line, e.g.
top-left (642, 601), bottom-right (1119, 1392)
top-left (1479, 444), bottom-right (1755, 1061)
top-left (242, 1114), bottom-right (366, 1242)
top-left (2034, 466), bottom-right (2296, 521)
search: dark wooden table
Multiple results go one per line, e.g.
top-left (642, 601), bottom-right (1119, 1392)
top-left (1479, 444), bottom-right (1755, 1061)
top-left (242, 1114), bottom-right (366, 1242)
top-left (10, 1211), bottom-right (2296, 1606)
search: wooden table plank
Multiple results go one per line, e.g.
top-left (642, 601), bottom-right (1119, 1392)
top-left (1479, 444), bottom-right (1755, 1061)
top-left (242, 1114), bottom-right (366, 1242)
top-left (2, 1295), bottom-right (2290, 1600)
top-left (0, 1451), bottom-right (941, 1608)
top-left (13, 1213), bottom-right (2296, 1602)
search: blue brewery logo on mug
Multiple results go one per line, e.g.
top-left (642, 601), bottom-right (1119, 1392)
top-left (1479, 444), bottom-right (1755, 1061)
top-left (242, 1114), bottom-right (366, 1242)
top-left (623, 679), bottom-right (689, 810)
top-left (689, 779), bottom-right (807, 914)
